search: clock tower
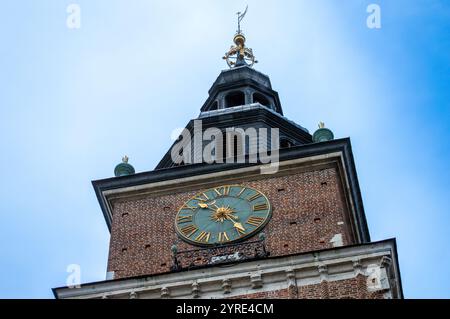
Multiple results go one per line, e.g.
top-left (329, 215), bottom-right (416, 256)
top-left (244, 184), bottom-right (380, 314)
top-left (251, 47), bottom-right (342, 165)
top-left (53, 16), bottom-right (403, 299)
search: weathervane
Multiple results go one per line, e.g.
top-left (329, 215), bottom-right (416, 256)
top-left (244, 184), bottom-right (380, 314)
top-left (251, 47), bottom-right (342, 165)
top-left (223, 5), bottom-right (258, 68)
top-left (236, 5), bottom-right (248, 34)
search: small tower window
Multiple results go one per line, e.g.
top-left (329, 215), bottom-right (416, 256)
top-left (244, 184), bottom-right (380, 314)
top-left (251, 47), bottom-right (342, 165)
top-left (280, 138), bottom-right (294, 149)
top-left (253, 92), bottom-right (270, 107)
top-left (209, 101), bottom-right (218, 111)
top-left (225, 91), bottom-right (245, 108)
top-left (222, 132), bottom-right (244, 161)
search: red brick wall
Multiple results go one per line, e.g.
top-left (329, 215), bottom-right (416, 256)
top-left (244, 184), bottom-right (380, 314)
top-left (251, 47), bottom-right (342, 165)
top-left (228, 289), bottom-right (290, 299)
top-left (229, 275), bottom-right (386, 299)
top-left (107, 166), bottom-right (355, 279)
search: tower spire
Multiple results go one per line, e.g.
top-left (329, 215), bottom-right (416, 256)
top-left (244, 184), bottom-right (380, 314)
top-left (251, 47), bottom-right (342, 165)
top-left (223, 6), bottom-right (257, 68)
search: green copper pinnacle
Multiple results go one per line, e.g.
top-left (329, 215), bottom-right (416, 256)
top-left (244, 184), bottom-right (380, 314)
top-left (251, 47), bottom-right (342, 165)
top-left (114, 155), bottom-right (135, 177)
top-left (312, 122), bottom-right (334, 143)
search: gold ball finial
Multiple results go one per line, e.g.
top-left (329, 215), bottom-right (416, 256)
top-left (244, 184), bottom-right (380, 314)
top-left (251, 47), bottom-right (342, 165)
top-left (122, 155), bottom-right (129, 163)
top-left (233, 33), bottom-right (246, 46)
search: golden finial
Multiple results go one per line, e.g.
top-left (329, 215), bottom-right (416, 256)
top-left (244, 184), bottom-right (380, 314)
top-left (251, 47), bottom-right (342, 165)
top-left (318, 122), bottom-right (325, 129)
top-left (223, 6), bottom-right (257, 68)
top-left (122, 155), bottom-right (129, 163)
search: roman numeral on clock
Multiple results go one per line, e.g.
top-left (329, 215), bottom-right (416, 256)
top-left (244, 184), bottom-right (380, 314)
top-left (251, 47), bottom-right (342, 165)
top-left (180, 225), bottom-right (198, 237)
top-left (181, 204), bottom-right (197, 211)
top-left (252, 203), bottom-right (268, 211)
top-left (195, 193), bottom-right (209, 202)
top-left (246, 216), bottom-right (265, 227)
top-left (247, 193), bottom-right (262, 202)
top-left (177, 215), bottom-right (193, 223)
top-left (236, 187), bottom-right (246, 197)
top-left (195, 231), bottom-right (211, 243)
top-left (214, 186), bottom-right (230, 196)
top-left (218, 231), bottom-right (230, 242)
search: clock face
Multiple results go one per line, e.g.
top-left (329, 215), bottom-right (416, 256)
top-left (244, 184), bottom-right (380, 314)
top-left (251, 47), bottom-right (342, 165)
top-left (175, 185), bottom-right (272, 246)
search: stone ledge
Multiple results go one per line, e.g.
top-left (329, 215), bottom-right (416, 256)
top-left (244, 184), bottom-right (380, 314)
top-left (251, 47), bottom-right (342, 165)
top-left (53, 239), bottom-right (401, 299)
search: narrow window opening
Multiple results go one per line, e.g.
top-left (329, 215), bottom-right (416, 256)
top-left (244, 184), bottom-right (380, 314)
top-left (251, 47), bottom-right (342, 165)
top-left (253, 92), bottom-right (270, 107)
top-left (209, 101), bottom-right (218, 111)
top-left (280, 138), bottom-right (293, 149)
top-left (222, 133), bottom-right (227, 160)
top-left (173, 160), bottom-right (185, 167)
top-left (233, 135), bottom-right (238, 160)
top-left (225, 91), bottom-right (245, 108)
top-left (223, 132), bottom-right (244, 160)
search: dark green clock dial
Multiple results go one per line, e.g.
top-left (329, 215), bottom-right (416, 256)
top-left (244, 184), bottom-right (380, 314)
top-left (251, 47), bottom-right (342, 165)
top-left (175, 185), bottom-right (272, 246)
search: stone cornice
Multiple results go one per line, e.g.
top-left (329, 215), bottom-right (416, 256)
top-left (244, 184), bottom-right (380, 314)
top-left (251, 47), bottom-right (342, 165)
top-left (53, 239), bottom-right (402, 299)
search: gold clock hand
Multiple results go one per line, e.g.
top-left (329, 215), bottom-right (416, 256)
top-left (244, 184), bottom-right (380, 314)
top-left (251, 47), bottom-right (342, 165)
top-left (198, 200), bottom-right (217, 209)
top-left (225, 215), bottom-right (245, 231)
top-left (234, 222), bottom-right (246, 232)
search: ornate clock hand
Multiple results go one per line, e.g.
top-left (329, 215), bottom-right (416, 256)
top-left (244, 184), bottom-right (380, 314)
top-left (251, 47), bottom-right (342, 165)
top-left (198, 202), bottom-right (209, 209)
top-left (234, 222), bottom-right (246, 232)
top-left (225, 215), bottom-right (245, 231)
top-left (198, 200), bottom-right (217, 209)
top-left (227, 213), bottom-right (238, 220)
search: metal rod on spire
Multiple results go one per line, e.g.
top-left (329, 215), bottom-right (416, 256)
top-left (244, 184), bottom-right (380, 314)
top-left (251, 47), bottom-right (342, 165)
top-left (236, 5), bottom-right (248, 34)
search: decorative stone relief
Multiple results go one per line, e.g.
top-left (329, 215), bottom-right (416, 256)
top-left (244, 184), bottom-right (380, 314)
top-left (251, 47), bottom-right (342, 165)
top-left (129, 291), bottom-right (138, 299)
top-left (250, 272), bottom-right (263, 289)
top-left (192, 281), bottom-right (200, 298)
top-left (286, 269), bottom-right (298, 299)
top-left (222, 279), bottom-right (232, 294)
top-left (380, 256), bottom-right (392, 268)
top-left (318, 264), bottom-right (328, 282)
top-left (353, 258), bottom-right (363, 275)
top-left (161, 286), bottom-right (170, 299)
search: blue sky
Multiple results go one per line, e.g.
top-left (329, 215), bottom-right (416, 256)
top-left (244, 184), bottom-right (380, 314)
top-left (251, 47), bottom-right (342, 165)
top-left (0, 0), bottom-right (449, 298)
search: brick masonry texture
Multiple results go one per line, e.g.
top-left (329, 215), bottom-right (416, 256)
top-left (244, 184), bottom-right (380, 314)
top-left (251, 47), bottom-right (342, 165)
top-left (107, 166), bottom-right (355, 279)
top-left (229, 275), bottom-right (385, 299)
top-left (227, 289), bottom-right (290, 299)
